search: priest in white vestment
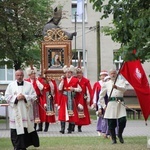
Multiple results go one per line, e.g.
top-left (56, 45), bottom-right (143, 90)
top-left (5, 69), bottom-right (40, 150)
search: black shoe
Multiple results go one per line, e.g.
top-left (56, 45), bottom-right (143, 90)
top-left (36, 128), bottom-right (42, 132)
top-left (78, 128), bottom-right (82, 132)
top-left (37, 123), bottom-right (43, 132)
top-left (34, 123), bottom-right (37, 130)
top-left (72, 128), bottom-right (75, 132)
top-left (44, 122), bottom-right (49, 132)
top-left (44, 128), bottom-right (48, 132)
top-left (110, 129), bottom-right (117, 144)
top-left (72, 124), bottom-right (75, 132)
top-left (67, 123), bottom-right (73, 133)
top-left (112, 139), bottom-right (117, 144)
top-left (59, 130), bottom-right (65, 134)
top-left (118, 135), bottom-right (124, 143)
top-left (67, 130), bottom-right (72, 134)
top-left (78, 126), bottom-right (82, 132)
top-left (118, 127), bottom-right (125, 143)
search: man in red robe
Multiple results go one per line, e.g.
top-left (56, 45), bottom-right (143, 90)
top-left (25, 67), bottom-right (44, 131)
top-left (58, 65), bottom-right (82, 134)
top-left (74, 66), bottom-right (93, 132)
top-left (40, 74), bottom-right (58, 132)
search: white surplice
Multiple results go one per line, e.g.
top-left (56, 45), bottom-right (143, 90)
top-left (5, 80), bottom-right (37, 135)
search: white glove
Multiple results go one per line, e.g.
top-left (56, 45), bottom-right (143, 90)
top-left (96, 111), bottom-right (99, 116)
top-left (57, 105), bottom-right (60, 110)
top-left (61, 75), bottom-right (65, 79)
top-left (78, 104), bottom-right (83, 110)
top-left (44, 103), bottom-right (47, 109)
top-left (91, 104), bottom-right (95, 110)
top-left (54, 104), bottom-right (58, 108)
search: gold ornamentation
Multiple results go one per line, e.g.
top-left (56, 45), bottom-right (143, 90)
top-left (35, 118), bottom-right (41, 123)
top-left (46, 111), bottom-right (55, 116)
top-left (45, 73), bottom-right (64, 80)
top-left (78, 112), bottom-right (85, 118)
top-left (44, 28), bottom-right (68, 42)
top-left (68, 110), bottom-right (74, 116)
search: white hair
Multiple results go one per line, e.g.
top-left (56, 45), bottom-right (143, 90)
top-left (109, 68), bottom-right (117, 74)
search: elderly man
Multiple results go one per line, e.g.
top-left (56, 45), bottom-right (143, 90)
top-left (5, 69), bottom-right (39, 150)
top-left (98, 69), bottom-right (127, 144)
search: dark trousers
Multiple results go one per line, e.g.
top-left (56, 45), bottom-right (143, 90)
top-left (108, 116), bottom-right (127, 130)
top-left (108, 117), bottom-right (127, 143)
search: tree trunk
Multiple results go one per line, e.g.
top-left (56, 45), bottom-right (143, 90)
top-left (14, 60), bottom-right (21, 71)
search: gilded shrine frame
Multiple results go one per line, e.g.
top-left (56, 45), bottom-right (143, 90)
top-left (41, 41), bottom-right (72, 79)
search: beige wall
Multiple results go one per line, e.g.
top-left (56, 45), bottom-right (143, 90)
top-left (1, 0), bottom-right (149, 90)
top-left (55, 0), bottom-right (150, 86)
top-left (55, 0), bottom-right (118, 85)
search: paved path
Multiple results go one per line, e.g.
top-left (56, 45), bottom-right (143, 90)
top-left (1, 120), bottom-right (150, 138)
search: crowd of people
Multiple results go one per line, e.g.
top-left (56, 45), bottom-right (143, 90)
top-left (5, 64), bottom-right (127, 149)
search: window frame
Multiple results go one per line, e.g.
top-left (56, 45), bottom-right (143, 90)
top-left (113, 49), bottom-right (123, 71)
top-left (113, 50), bottom-right (125, 80)
top-left (71, 0), bottom-right (87, 23)
top-left (72, 49), bottom-right (87, 66)
top-left (0, 65), bottom-right (15, 84)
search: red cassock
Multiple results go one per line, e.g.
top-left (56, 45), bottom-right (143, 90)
top-left (58, 77), bottom-right (81, 123)
top-left (25, 78), bottom-right (42, 97)
top-left (40, 80), bottom-right (57, 123)
top-left (24, 77), bottom-right (44, 122)
top-left (75, 77), bottom-right (93, 126)
top-left (92, 81), bottom-right (101, 111)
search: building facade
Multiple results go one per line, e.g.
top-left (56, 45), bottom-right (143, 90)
top-left (0, 0), bottom-right (149, 119)
top-left (54, 0), bottom-right (150, 85)
top-left (0, 0), bottom-right (149, 88)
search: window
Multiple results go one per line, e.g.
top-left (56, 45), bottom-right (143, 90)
top-left (0, 65), bottom-right (15, 84)
top-left (113, 50), bottom-right (126, 80)
top-left (71, 0), bottom-right (87, 22)
top-left (114, 55), bottom-right (123, 71)
top-left (72, 49), bottom-right (87, 67)
top-left (113, 50), bottom-right (123, 71)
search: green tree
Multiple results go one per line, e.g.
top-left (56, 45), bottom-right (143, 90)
top-left (0, 0), bottom-right (54, 70)
top-left (90, 0), bottom-right (150, 62)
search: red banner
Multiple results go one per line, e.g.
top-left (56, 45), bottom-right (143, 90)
top-left (120, 60), bottom-right (150, 121)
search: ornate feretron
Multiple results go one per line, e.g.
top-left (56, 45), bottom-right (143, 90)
top-left (41, 28), bottom-right (72, 81)
top-left (44, 28), bottom-right (68, 42)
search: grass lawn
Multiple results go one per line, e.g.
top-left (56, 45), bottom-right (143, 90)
top-left (0, 119), bottom-right (6, 123)
top-left (0, 136), bottom-right (148, 150)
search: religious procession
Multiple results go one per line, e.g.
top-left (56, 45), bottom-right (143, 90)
top-left (1, 0), bottom-right (150, 150)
